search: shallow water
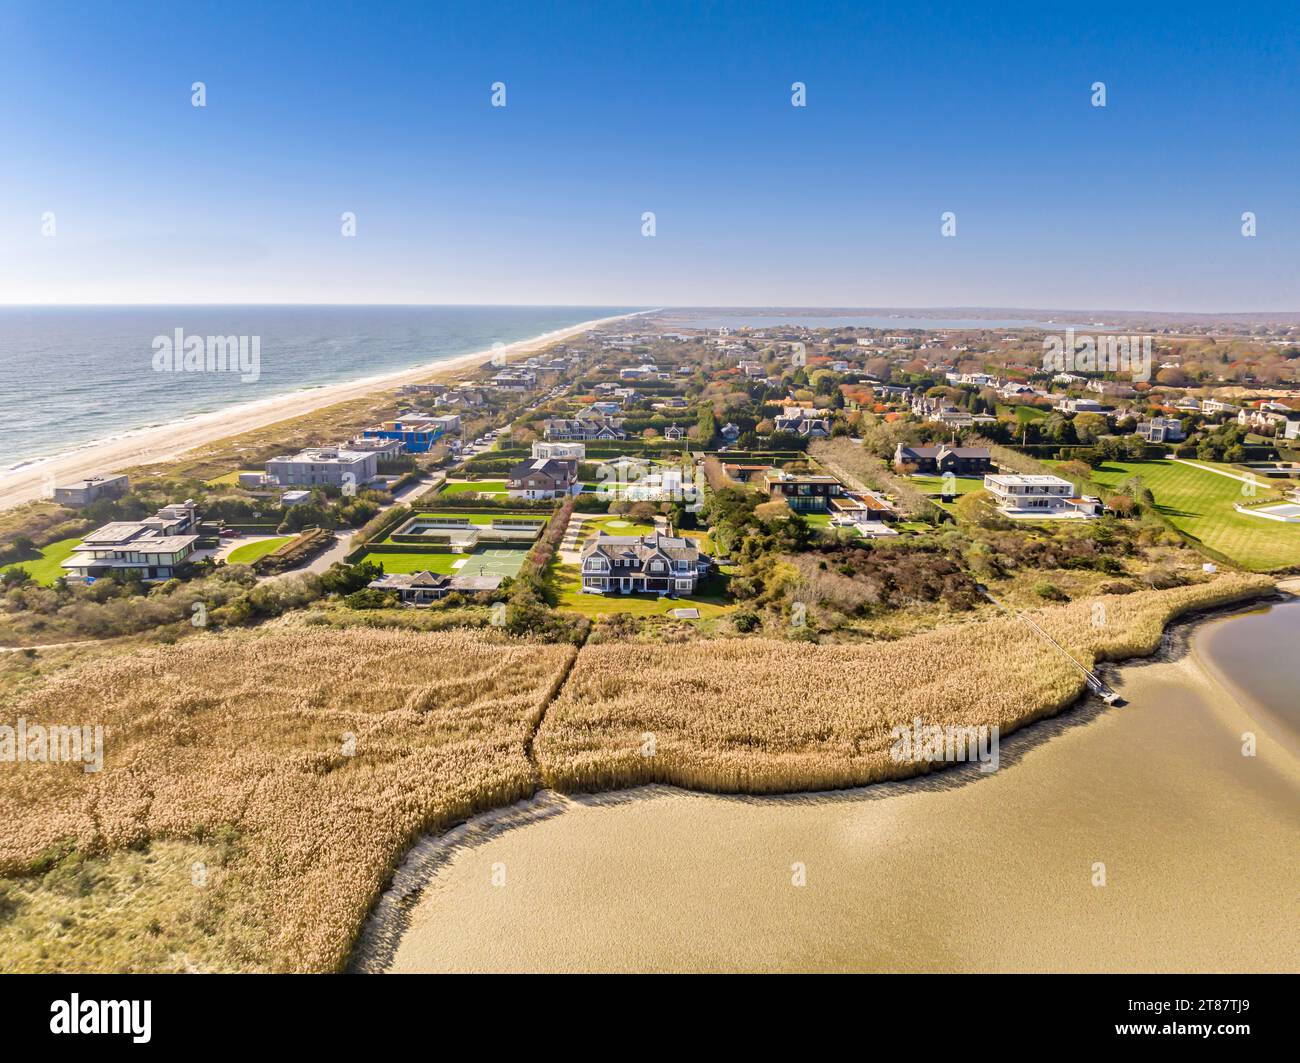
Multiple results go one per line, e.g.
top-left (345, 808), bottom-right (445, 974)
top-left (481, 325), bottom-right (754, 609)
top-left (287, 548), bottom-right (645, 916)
top-left (365, 605), bottom-right (1300, 973)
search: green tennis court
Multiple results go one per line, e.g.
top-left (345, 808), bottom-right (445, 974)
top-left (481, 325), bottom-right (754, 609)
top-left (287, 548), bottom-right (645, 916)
top-left (451, 546), bottom-right (530, 578)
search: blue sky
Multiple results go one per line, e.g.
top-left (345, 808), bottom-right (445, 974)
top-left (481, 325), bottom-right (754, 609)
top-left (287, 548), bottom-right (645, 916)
top-left (1, 0), bottom-right (1297, 310)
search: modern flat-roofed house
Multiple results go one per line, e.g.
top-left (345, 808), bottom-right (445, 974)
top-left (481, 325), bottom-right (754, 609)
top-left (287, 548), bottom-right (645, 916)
top-left (265, 446), bottom-right (379, 489)
top-left (894, 444), bottom-right (991, 476)
top-left (762, 469), bottom-right (844, 513)
top-left (362, 416), bottom-right (445, 453)
top-left (1055, 396), bottom-right (1105, 414)
top-left (983, 474), bottom-right (1101, 519)
top-left (61, 499), bottom-right (201, 581)
top-left (347, 436), bottom-right (406, 459)
top-left (368, 571), bottom-right (503, 605)
top-left (53, 474), bottom-right (129, 507)
top-left (580, 532), bottom-right (704, 595)
top-left (1201, 398), bottom-right (1239, 418)
top-left (492, 369), bottom-right (537, 391)
top-left (531, 440), bottom-right (586, 461)
top-left (1136, 417), bottom-right (1186, 443)
top-left (506, 457), bottom-right (578, 499)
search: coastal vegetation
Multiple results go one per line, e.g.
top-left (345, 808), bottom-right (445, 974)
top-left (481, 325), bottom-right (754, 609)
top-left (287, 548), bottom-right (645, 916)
top-left (0, 627), bottom-right (576, 972)
top-left (3, 573), bottom-right (1270, 973)
top-left (533, 575), bottom-right (1272, 794)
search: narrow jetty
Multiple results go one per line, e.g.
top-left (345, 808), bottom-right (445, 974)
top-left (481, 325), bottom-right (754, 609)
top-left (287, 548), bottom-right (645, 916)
top-left (976, 585), bottom-right (1125, 705)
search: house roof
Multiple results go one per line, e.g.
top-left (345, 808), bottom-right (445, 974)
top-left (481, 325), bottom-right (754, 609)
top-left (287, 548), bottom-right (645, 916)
top-left (582, 532), bottom-right (699, 565)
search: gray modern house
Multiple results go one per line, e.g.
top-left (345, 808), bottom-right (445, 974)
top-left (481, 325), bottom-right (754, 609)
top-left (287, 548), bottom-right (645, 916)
top-left (265, 447), bottom-right (379, 489)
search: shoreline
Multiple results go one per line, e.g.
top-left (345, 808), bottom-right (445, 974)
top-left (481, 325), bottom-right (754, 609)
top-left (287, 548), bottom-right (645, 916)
top-left (0, 310), bottom-right (642, 513)
top-left (350, 583), bottom-right (1293, 973)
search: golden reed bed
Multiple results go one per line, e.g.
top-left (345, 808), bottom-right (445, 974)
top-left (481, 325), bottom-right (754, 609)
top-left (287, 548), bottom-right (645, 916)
top-left (534, 575), bottom-right (1275, 793)
top-left (0, 575), bottom-right (1274, 971)
top-left (0, 628), bottom-right (575, 972)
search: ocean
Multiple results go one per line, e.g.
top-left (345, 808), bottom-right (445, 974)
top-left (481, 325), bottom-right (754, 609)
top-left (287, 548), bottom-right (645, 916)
top-left (0, 305), bottom-right (635, 470)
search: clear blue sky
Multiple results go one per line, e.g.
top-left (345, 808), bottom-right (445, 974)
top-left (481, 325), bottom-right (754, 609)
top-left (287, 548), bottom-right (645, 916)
top-left (2, 0), bottom-right (1296, 310)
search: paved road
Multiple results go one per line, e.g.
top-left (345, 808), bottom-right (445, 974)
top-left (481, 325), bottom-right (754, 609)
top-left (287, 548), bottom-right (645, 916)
top-left (265, 473), bottom-right (445, 579)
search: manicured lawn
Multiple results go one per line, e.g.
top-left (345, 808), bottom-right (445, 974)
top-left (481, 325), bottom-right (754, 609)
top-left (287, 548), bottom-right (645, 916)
top-left (573, 516), bottom-right (657, 544)
top-left (440, 481), bottom-right (507, 496)
top-left (360, 546), bottom-right (530, 578)
top-left (550, 562), bottom-right (732, 618)
top-left (910, 474), bottom-right (985, 496)
top-left (359, 550), bottom-right (461, 575)
top-left (998, 402), bottom-right (1050, 423)
top-left (205, 469), bottom-right (263, 487)
top-left (1080, 459), bottom-right (1300, 571)
top-left (0, 537), bottom-right (81, 585)
top-left (225, 536), bottom-right (295, 565)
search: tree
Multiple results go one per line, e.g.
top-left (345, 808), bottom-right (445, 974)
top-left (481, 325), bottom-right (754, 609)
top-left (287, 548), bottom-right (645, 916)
top-left (1073, 412), bottom-right (1108, 444)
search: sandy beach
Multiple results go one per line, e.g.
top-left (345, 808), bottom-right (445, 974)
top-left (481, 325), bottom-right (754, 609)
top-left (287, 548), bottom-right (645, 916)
top-left (358, 609), bottom-right (1299, 974)
top-left (0, 310), bottom-right (639, 513)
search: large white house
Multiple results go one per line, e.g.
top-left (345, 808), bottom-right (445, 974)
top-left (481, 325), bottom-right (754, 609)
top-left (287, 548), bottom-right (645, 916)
top-left (61, 500), bottom-right (201, 581)
top-left (983, 474), bottom-right (1101, 519)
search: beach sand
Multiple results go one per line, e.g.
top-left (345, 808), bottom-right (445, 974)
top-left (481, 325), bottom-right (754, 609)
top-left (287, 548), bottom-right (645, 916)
top-left (0, 311), bottom-right (638, 512)
top-left (364, 620), bottom-right (1299, 973)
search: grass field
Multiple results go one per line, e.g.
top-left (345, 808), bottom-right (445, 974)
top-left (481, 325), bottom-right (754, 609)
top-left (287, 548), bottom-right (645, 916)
top-left (1081, 459), bottom-right (1300, 571)
top-left (439, 481), bottom-right (507, 496)
top-left (910, 475), bottom-right (985, 497)
top-left (998, 404), bottom-right (1049, 423)
top-left (0, 537), bottom-right (81, 585)
top-left (572, 516), bottom-right (656, 545)
top-left (225, 536), bottom-right (294, 565)
top-left (205, 469), bottom-right (264, 487)
top-left (361, 546), bottom-right (529, 578)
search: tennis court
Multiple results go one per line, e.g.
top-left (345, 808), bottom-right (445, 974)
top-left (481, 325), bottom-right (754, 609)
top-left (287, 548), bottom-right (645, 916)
top-left (451, 546), bottom-right (530, 578)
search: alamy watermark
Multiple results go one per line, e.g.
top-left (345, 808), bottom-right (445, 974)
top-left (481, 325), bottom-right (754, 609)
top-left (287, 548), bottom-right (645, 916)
top-left (889, 717), bottom-right (1000, 773)
top-left (593, 458), bottom-right (703, 511)
top-left (1042, 327), bottom-right (1151, 382)
top-left (152, 328), bottom-right (261, 383)
top-left (0, 718), bottom-right (103, 773)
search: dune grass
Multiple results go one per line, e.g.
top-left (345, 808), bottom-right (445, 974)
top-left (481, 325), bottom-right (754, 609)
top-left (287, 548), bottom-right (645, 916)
top-left (0, 627), bottom-right (576, 972)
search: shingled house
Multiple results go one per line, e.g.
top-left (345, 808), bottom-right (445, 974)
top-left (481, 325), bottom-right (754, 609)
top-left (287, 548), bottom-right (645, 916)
top-left (367, 571), bottom-right (502, 605)
top-left (893, 443), bottom-right (991, 476)
top-left (580, 531), bottom-right (705, 595)
top-left (506, 456), bottom-right (579, 500)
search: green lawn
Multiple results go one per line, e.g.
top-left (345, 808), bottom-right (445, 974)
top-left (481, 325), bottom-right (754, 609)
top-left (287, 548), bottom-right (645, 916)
top-left (1081, 459), bottom-right (1300, 571)
top-left (998, 404), bottom-right (1049, 423)
top-left (439, 481), bottom-right (507, 496)
top-left (911, 475), bottom-right (986, 497)
top-left (360, 546), bottom-right (529, 578)
top-left (205, 469), bottom-right (263, 487)
top-left (550, 562), bottom-right (732, 618)
top-left (225, 536), bottom-right (295, 565)
top-left (573, 516), bottom-right (656, 544)
top-left (0, 537), bottom-right (81, 585)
